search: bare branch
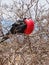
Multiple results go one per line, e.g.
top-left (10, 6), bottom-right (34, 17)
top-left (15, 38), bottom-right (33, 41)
top-left (46, 0), bottom-right (49, 4)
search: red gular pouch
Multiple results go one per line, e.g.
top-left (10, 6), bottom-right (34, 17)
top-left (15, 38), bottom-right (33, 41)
top-left (24, 19), bottom-right (34, 35)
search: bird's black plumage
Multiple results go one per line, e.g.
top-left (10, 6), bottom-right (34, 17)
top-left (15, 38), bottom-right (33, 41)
top-left (10, 19), bottom-right (27, 34)
top-left (0, 18), bottom-right (27, 43)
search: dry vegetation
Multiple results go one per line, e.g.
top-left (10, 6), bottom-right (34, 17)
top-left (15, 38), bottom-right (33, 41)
top-left (0, 0), bottom-right (49, 65)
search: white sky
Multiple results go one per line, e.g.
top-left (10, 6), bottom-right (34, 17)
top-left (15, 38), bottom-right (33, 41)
top-left (39, 0), bottom-right (49, 9)
top-left (1, 0), bottom-right (13, 6)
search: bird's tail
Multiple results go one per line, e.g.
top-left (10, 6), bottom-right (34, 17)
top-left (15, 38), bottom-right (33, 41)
top-left (0, 32), bottom-right (10, 43)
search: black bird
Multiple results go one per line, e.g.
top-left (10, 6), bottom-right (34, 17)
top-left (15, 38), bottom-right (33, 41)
top-left (10, 18), bottom-right (27, 34)
top-left (0, 18), bottom-right (27, 43)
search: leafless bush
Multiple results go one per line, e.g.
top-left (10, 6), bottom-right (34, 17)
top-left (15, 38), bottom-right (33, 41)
top-left (0, 0), bottom-right (49, 65)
